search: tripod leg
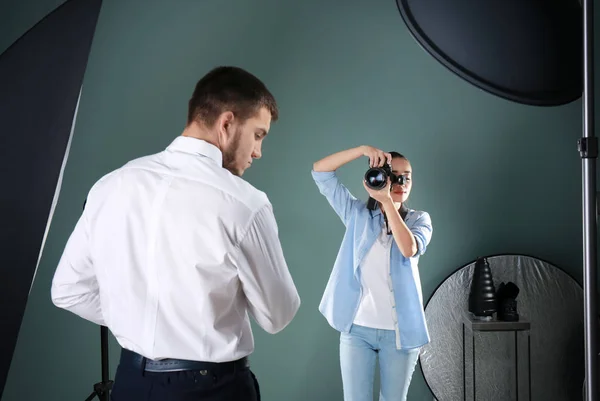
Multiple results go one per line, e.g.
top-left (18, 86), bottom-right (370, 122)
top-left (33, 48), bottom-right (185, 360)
top-left (84, 391), bottom-right (98, 401)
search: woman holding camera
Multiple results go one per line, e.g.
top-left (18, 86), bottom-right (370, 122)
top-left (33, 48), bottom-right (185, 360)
top-left (311, 145), bottom-right (433, 401)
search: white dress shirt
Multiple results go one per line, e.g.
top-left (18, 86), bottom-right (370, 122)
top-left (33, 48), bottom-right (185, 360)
top-left (51, 136), bottom-right (301, 363)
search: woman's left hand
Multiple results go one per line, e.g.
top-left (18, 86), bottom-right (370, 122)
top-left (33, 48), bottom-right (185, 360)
top-left (363, 178), bottom-right (392, 203)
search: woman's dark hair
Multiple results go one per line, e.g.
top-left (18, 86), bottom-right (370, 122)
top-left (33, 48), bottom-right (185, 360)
top-left (389, 151), bottom-right (406, 160)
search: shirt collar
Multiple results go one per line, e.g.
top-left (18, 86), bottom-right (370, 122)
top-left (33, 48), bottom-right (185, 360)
top-left (166, 136), bottom-right (223, 166)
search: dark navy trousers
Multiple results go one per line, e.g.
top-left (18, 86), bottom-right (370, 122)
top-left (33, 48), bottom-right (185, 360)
top-left (110, 349), bottom-right (260, 401)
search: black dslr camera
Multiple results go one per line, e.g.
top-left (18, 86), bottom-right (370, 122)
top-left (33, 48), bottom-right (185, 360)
top-left (364, 162), bottom-right (405, 190)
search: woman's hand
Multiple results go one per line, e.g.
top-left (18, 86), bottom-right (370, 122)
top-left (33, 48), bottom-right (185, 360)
top-left (363, 178), bottom-right (392, 204)
top-left (361, 146), bottom-right (392, 168)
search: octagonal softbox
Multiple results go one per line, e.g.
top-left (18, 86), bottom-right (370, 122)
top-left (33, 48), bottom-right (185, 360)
top-left (396, 0), bottom-right (582, 106)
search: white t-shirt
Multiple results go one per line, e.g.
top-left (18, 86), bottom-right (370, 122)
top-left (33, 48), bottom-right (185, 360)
top-left (353, 226), bottom-right (397, 330)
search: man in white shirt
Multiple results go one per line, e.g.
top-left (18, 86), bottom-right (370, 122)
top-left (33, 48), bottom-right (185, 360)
top-left (51, 66), bottom-right (301, 401)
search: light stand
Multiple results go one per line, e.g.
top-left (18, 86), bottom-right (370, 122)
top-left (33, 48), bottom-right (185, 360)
top-left (80, 200), bottom-right (114, 400)
top-left (579, 0), bottom-right (598, 399)
top-left (84, 326), bottom-right (113, 401)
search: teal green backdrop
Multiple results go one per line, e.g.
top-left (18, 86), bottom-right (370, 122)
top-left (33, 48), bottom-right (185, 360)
top-left (1, 0), bottom-right (598, 400)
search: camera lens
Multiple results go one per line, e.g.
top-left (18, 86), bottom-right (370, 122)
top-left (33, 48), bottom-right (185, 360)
top-left (364, 168), bottom-right (387, 190)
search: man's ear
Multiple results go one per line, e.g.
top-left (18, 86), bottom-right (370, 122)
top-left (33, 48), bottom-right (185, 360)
top-left (217, 111), bottom-right (235, 135)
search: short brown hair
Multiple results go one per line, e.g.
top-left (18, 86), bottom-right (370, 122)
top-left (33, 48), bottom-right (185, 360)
top-left (187, 66), bottom-right (278, 127)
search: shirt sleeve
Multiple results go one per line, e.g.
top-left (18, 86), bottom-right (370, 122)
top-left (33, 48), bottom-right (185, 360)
top-left (410, 211), bottom-right (433, 256)
top-left (50, 210), bottom-right (105, 326)
top-left (311, 170), bottom-right (362, 226)
top-left (232, 204), bottom-right (301, 334)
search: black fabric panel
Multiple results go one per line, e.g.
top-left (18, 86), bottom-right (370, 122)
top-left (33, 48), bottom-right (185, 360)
top-left (0, 0), bottom-right (103, 396)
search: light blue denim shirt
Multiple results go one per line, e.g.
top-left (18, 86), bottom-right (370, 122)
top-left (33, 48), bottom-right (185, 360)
top-left (312, 169), bottom-right (433, 349)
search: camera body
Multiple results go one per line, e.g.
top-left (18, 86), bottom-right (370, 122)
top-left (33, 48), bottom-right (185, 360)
top-left (364, 163), bottom-right (405, 190)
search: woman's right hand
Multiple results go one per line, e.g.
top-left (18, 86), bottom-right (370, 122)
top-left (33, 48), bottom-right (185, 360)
top-left (361, 146), bottom-right (392, 168)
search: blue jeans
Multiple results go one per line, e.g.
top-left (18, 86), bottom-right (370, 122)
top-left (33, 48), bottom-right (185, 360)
top-left (340, 324), bottom-right (421, 401)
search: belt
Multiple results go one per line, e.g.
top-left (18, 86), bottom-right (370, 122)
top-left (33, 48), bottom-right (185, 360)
top-left (120, 348), bottom-right (249, 373)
